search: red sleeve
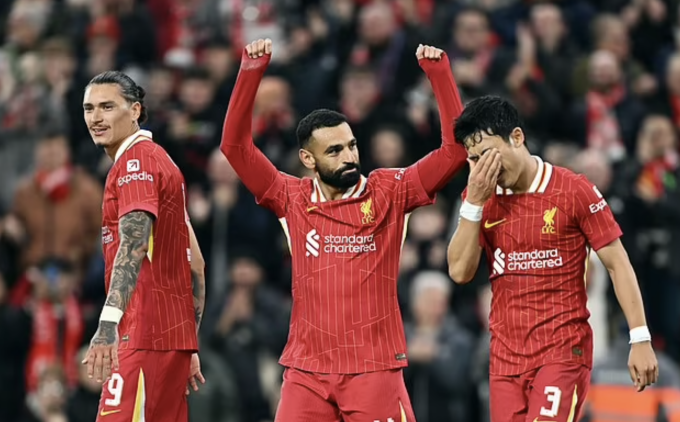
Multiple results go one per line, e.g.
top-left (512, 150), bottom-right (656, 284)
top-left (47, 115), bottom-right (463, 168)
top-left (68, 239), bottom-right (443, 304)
top-left (409, 53), bottom-right (467, 200)
top-left (572, 175), bottom-right (622, 251)
top-left (219, 50), bottom-right (292, 218)
top-left (115, 152), bottom-right (160, 219)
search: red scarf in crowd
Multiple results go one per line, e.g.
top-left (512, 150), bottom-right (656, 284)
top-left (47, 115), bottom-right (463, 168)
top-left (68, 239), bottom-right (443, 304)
top-left (586, 84), bottom-right (626, 160)
top-left (638, 154), bottom-right (678, 198)
top-left (25, 297), bottom-right (83, 393)
top-left (34, 165), bottom-right (73, 203)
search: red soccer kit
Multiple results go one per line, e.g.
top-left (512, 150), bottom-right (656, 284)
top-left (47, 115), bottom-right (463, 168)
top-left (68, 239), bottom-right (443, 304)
top-left (97, 130), bottom-right (197, 422)
top-left (475, 156), bottom-right (622, 422)
top-left (221, 51), bottom-right (466, 422)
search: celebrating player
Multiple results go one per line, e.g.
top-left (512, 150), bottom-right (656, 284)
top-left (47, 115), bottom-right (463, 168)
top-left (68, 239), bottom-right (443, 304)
top-left (447, 96), bottom-right (658, 422)
top-left (221, 39), bottom-right (466, 422)
top-left (81, 71), bottom-right (207, 422)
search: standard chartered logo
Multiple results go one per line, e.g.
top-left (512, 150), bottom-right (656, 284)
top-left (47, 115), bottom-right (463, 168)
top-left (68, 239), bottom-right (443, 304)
top-left (305, 229), bottom-right (376, 258)
top-left (305, 229), bottom-right (321, 257)
top-left (492, 247), bottom-right (563, 275)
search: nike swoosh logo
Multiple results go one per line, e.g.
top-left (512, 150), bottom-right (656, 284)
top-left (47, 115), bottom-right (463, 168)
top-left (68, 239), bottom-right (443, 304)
top-left (100, 410), bottom-right (122, 416)
top-left (307, 206), bottom-right (318, 212)
top-left (484, 218), bottom-right (506, 229)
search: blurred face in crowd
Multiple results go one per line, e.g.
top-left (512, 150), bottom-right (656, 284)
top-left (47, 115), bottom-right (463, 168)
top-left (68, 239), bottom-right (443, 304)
top-left (255, 77), bottom-right (291, 117)
top-left (464, 128), bottom-right (528, 190)
top-left (203, 45), bottom-right (233, 81)
top-left (36, 368), bottom-right (67, 414)
top-left (639, 115), bottom-right (677, 159)
top-left (588, 50), bottom-right (621, 92)
top-left (341, 69), bottom-right (379, 111)
top-left (454, 11), bottom-right (489, 54)
top-left (230, 257), bottom-right (263, 288)
top-left (208, 148), bottom-right (239, 185)
top-left (569, 149), bottom-right (612, 193)
top-left (530, 4), bottom-right (565, 47)
top-left (413, 282), bottom-right (450, 325)
top-left (595, 17), bottom-right (629, 61)
top-left (35, 136), bottom-right (70, 172)
top-left (371, 129), bottom-right (405, 168)
top-left (179, 77), bottom-right (214, 114)
top-left (666, 54), bottom-right (680, 95)
top-left (148, 67), bottom-right (174, 103)
top-left (359, 2), bottom-right (395, 46)
top-left (83, 83), bottom-right (141, 148)
top-left (301, 122), bottom-right (361, 189)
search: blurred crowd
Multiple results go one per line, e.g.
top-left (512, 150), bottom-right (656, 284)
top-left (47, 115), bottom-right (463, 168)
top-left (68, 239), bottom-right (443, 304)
top-left (2, 0), bottom-right (680, 421)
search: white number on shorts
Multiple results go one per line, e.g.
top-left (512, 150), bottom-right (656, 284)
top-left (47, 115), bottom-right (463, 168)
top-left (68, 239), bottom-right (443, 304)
top-left (373, 419), bottom-right (395, 422)
top-left (105, 373), bottom-right (124, 407)
top-left (539, 386), bottom-right (562, 418)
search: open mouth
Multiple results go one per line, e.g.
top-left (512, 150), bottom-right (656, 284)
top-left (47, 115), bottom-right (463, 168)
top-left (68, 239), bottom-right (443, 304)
top-left (91, 128), bottom-right (108, 137)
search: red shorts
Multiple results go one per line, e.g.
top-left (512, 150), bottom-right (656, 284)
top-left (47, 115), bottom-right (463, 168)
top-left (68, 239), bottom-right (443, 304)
top-left (96, 349), bottom-right (191, 422)
top-left (275, 367), bottom-right (416, 422)
top-left (489, 362), bottom-right (590, 422)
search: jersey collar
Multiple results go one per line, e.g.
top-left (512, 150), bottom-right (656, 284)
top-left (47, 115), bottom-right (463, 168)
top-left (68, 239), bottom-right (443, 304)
top-left (113, 129), bottom-right (154, 163)
top-left (311, 175), bottom-right (367, 203)
top-left (496, 155), bottom-right (553, 195)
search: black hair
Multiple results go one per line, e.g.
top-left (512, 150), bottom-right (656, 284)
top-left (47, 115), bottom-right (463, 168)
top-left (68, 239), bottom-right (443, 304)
top-left (182, 67), bottom-right (212, 82)
top-left (454, 95), bottom-right (524, 147)
top-left (87, 70), bottom-right (148, 124)
top-left (296, 109), bottom-right (348, 148)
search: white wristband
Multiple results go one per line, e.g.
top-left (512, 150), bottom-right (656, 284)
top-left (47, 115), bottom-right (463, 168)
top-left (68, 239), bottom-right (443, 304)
top-left (629, 326), bottom-right (652, 344)
top-left (100, 306), bottom-right (124, 324)
top-left (459, 200), bottom-right (483, 222)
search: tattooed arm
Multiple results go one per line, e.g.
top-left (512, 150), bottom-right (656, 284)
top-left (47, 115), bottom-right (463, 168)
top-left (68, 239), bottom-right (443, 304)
top-left (84, 211), bottom-right (153, 382)
top-left (98, 211), bottom-right (154, 338)
top-left (187, 221), bottom-right (206, 333)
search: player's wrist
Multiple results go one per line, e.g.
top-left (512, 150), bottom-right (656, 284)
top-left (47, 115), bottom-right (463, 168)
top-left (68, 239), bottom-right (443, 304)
top-left (100, 306), bottom-right (123, 324)
top-left (629, 326), bottom-right (652, 344)
top-left (459, 200), bottom-right (484, 222)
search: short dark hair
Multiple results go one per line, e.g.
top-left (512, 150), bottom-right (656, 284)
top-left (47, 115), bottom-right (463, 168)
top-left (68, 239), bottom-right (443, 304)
top-left (296, 109), bottom-right (348, 148)
top-left (454, 95), bottom-right (524, 147)
top-left (87, 70), bottom-right (148, 124)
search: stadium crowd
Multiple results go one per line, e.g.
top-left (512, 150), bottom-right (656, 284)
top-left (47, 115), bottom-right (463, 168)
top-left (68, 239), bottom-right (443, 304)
top-left (1, 0), bottom-right (680, 421)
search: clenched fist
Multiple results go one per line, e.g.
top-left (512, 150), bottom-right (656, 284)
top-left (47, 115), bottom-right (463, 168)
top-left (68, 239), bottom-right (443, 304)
top-left (245, 38), bottom-right (272, 59)
top-left (416, 44), bottom-right (444, 61)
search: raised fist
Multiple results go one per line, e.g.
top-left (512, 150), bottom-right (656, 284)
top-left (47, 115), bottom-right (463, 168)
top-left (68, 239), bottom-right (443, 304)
top-left (245, 38), bottom-right (273, 59)
top-left (416, 44), bottom-right (444, 61)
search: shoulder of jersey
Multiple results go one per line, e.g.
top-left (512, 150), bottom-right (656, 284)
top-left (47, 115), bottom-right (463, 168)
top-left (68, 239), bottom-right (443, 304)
top-left (366, 168), bottom-right (405, 188)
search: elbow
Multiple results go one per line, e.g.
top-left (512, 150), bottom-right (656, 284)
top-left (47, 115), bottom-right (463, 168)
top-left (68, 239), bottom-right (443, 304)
top-left (448, 264), bottom-right (475, 285)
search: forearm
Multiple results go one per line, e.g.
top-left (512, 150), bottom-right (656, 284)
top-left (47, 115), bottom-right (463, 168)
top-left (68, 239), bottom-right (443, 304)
top-left (447, 218), bottom-right (483, 284)
top-left (220, 63), bottom-right (281, 198)
top-left (609, 258), bottom-right (648, 330)
top-left (414, 58), bottom-right (467, 194)
top-left (100, 211), bottom-right (153, 328)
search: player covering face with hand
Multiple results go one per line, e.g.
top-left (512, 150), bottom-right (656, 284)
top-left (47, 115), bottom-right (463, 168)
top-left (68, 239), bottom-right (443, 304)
top-left (447, 96), bottom-right (658, 422)
top-left (81, 71), bottom-right (206, 422)
top-left (221, 38), bottom-right (467, 422)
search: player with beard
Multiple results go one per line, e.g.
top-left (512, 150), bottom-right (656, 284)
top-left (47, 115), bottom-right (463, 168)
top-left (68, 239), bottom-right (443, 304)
top-left (221, 39), bottom-right (467, 422)
top-left (81, 71), bottom-right (206, 422)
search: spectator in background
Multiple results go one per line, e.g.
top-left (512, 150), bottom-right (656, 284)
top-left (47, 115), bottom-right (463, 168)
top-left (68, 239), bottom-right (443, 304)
top-left (404, 270), bottom-right (475, 422)
top-left (207, 253), bottom-right (289, 422)
top-left (567, 49), bottom-right (646, 160)
top-left (8, 132), bottom-right (101, 274)
top-left (65, 347), bottom-right (100, 422)
top-left (21, 364), bottom-right (69, 422)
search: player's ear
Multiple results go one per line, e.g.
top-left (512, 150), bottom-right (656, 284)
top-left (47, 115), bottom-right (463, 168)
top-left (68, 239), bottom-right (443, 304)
top-left (509, 128), bottom-right (524, 148)
top-left (130, 101), bottom-right (141, 122)
top-left (299, 148), bottom-right (316, 170)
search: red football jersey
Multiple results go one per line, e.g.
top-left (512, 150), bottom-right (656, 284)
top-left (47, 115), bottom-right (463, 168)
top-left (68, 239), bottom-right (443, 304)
top-left (476, 156), bottom-right (621, 376)
top-left (102, 130), bottom-right (197, 351)
top-left (258, 168), bottom-right (433, 373)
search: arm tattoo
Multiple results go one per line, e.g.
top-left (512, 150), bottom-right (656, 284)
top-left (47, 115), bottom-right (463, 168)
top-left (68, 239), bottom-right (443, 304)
top-left (104, 211), bottom-right (154, 314)
top-left (191, 269), bottom-right (206, 332)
